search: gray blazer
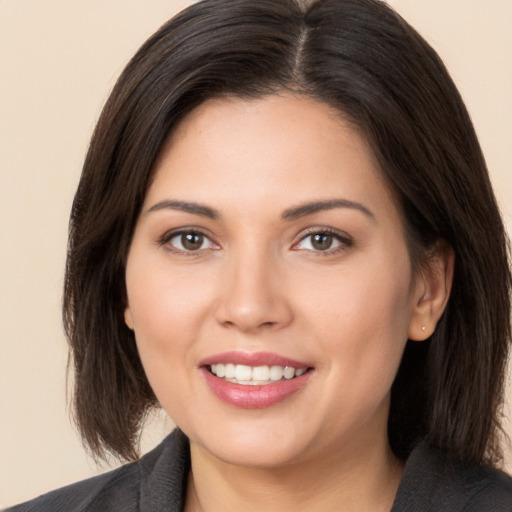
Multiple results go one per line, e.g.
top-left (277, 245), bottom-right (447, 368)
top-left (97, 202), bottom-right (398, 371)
top-left (7, 429), bottom-right (512, 511)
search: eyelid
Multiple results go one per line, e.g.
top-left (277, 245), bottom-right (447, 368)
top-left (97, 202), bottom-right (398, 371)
top-left (156, 226), bottom-right (352, 255)
top-left (158, 227), bottom-right (220, 254)
top-left (292, 227), bottom-right (353, 253)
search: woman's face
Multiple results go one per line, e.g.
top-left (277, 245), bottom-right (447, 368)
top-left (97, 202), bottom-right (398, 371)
top-left (124, 94), bottom-right (427, 468)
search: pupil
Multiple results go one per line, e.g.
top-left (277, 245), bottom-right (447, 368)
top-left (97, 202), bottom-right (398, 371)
top-left (182, 233), bottom-right (203, 250)
top-left (312, 234), bottom-right (332, 250)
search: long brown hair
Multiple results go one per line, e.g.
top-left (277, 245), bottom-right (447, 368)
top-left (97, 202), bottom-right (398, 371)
top-left (64, 0), bottom-right (511, 465)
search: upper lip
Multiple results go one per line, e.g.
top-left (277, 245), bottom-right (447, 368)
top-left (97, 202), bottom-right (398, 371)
top-left (200, 351), bottom-right (311, 369)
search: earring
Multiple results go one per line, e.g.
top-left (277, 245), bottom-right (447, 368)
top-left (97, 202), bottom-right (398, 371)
top-left (421, 326), bottom-right (427, 332)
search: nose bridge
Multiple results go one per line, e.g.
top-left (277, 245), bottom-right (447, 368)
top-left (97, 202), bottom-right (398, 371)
top-left (214, 240), bottom-right (292, 332)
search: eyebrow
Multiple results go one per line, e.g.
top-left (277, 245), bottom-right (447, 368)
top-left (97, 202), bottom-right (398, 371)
top-left (146, 200), bottom-right (221, 220)
top-left (146, 198), bottom-right (375, 222)
top-left (281, 199), bottom-right (375, 221)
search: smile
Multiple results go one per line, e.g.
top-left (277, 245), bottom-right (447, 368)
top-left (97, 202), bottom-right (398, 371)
top-left (209, 364), bottom-right (307, 385)
top-left (200, 352), bottom-right (313, 408)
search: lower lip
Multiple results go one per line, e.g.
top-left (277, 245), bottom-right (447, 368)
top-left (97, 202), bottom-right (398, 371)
top-left (202, 368), bottom-right (312, 409)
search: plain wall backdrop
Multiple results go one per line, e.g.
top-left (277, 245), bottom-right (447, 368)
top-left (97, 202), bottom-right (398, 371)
top-left (1, 0), bottom-right (511, 507)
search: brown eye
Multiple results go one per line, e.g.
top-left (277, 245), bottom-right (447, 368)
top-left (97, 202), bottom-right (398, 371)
top-left (294, 230), bottom-right (350, 253)
top-left (311, 233), bottom-right (334, 251)
top-left (182, 233), bottom-right (204, 250)
top-left (168, 231), bottom-right (210, 251)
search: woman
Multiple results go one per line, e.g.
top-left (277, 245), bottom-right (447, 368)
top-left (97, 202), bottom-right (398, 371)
top-left (9, 0), bottom-right (511, 510)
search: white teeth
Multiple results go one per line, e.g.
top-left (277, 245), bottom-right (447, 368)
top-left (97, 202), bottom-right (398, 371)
top-left (216, 364), bottom-right (226, 378)
top-left (209, 363), bottom-right (307, 385)
top-left (235, 364), bottom-right (252, 381)
top-left (252, 365), bottom-right (270, 380)
top-left (269, 365), bottom-right (283, 381)
top-left (225, 363), bottom-right (236, 379)
top-left (283, 366), bottom-right (295, 379)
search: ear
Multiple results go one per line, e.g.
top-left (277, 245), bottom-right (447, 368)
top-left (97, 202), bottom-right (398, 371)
top-left (408, 241), bottom-right (454, 341)
top-left (124, 306), bottom-right (134, 330)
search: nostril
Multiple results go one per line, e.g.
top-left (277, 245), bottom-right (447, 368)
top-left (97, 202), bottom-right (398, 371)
top-left (214, 293), bottom-right (294, 332)
top-left (220, 320), bottom-right (275, 330)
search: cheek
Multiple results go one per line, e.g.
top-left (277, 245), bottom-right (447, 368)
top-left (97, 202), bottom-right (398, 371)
top-left (124, 255), bottom-right (207, 384)
top-left (126, 253), bottom-right (214, 340)
top-left (124, 249), bottom-right (229, 402)
top-left (305, 252), bottom-right (413, 386)
top-left (125, 275), bottom-right (202, 416)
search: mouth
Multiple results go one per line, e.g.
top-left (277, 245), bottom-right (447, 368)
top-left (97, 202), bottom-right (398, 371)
top-left (200, 352), bottom-right (314, 408)
top-left (208, 363), bottom-right (308, 385)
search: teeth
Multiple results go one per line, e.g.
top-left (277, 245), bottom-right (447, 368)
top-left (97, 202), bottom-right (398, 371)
top-left (225, 363), bottom-right (236, 379)
top-left (216, 364), bottom-right (225, 378)
top-left (209, 364), bottom-right (307, 385)
top-left (283, 366), bottom-right (295, 379)
top-left (253, 365), bottom-right (270, 380)
top-left (269, 365), bottom-right (283, 381)
top-left (235, 364), bottom-right (252, 381)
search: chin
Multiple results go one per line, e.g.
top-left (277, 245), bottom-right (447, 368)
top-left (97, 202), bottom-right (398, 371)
top-left (187, 420), bottom-right (313, 469)
top-left (204, 441), bottom-right (303, 469)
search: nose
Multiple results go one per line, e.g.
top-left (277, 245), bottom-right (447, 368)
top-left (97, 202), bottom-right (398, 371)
top-left (213, 249), bottom-right (294, 334)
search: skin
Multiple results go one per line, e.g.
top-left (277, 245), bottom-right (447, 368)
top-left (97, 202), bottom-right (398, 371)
top-left (124, 94), bottom-right (453, 512)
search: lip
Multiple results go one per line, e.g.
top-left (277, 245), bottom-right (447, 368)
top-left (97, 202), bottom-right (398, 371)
top-left (199, 351), bottom-right (313, 409)
top-left (200, 351), bottom-right (310, 368)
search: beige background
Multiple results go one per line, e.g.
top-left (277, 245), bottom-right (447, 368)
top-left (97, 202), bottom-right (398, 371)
top-left (1, 0), bottom-right (511, 507)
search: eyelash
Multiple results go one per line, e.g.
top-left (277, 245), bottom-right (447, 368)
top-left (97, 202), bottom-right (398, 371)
top-left (158, 229), bottom-right (219, 256)
top-left (293, 228), bottom-right (353, 255)
top-left (157, 227), bottom-right (353, 256)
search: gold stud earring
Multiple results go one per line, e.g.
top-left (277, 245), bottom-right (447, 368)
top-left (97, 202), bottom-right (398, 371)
top-left (421, 326), bottom-right (427, 332)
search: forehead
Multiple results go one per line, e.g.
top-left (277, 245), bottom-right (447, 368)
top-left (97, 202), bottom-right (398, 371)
top-left (147, 94), bottom-right (397, 220)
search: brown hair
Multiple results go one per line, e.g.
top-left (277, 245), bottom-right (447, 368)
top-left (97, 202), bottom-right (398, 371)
top-left (64, 0), bottom-right (511, 465)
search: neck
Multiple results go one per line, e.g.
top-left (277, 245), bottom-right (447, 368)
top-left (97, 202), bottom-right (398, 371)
top-left (184, 434), bottom-right (404, 512)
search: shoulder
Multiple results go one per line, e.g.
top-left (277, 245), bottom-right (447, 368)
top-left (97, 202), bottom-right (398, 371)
top-left (4, 462), bottom-right (141, 512)
top-left (5, 429), bottom-right (190, 512)
top-left (392, 443), bottom-right (512, 512)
